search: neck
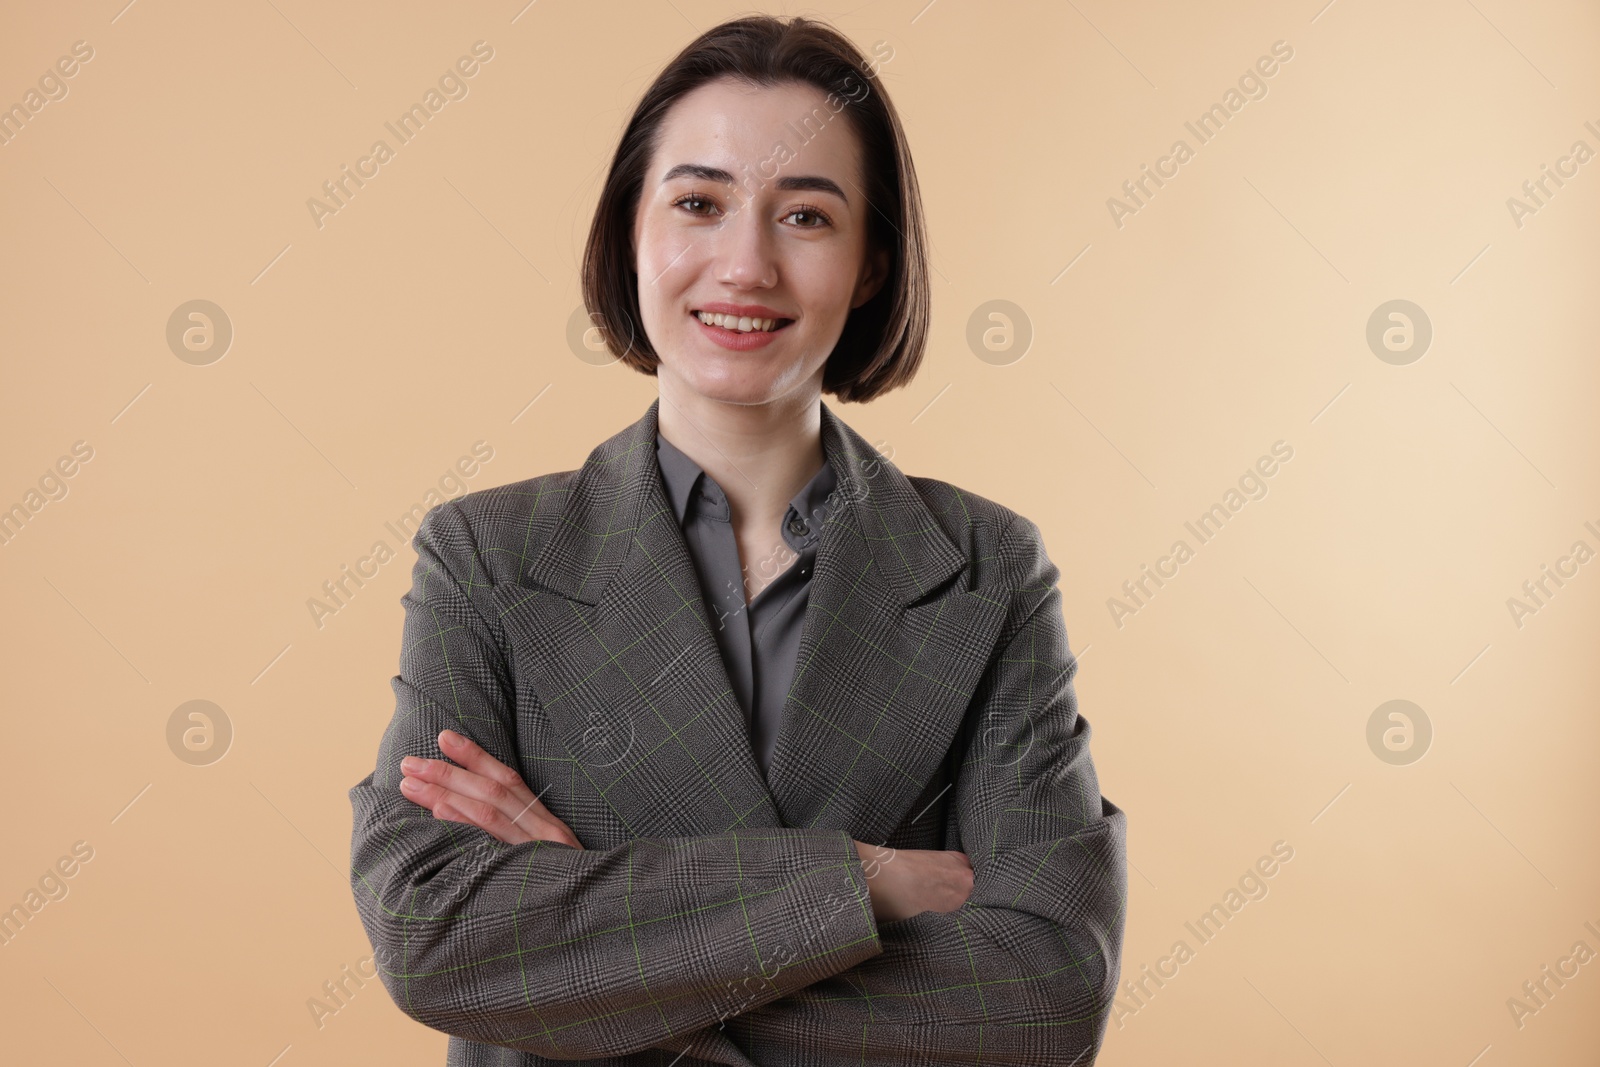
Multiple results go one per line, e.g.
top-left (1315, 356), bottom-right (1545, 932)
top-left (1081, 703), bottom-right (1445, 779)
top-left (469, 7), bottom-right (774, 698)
top-left (655, 376), bottom-right (826, 537)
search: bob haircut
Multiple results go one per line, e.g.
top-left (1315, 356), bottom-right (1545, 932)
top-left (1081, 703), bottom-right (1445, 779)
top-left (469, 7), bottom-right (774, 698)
top-left (581, 15), bottom-right (928, 405)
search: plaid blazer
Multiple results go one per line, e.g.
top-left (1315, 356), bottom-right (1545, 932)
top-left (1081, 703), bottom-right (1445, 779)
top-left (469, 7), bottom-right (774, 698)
top-left (348, 398), bottom-right (1127, 1065)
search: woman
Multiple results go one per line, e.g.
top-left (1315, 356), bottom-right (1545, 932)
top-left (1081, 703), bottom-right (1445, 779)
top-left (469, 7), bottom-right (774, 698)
top-left (348, 15), bottom-right (1126, 1066)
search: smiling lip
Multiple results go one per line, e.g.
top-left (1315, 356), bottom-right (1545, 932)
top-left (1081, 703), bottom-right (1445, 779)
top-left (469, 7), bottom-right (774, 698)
top-left (693, 301), bottom-right (793, 320)
top-left (689, 308), bottom-right (794, 351)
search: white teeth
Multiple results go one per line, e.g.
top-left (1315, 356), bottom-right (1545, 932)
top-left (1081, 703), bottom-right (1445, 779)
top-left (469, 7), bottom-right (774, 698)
top-left (694, 310), bottom-right (785, 333)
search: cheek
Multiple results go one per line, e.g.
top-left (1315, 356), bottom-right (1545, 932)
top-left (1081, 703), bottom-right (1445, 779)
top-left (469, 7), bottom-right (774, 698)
top-left (788, 256), bottom-right (858, 320)
top-left (633, 244), bottom-right (669, 294)
top-left (636, 236), bottom-right (703, 306)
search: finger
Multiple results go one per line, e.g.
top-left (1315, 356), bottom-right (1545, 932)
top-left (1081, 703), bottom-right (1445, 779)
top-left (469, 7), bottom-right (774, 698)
top-left (439, 730), bottom-right (536, 795)
top-left (402, 744), bottom-right (581, 849)
top-left (413, 777), bottom-right (578, 849)
top-left (402, 754), bottom-right (539, 828)
top-left (433, 801), bottom-right (519, 846)
top-left (431, 733), bottom-right (563, 830)
top-left (442, 790), bottom-right (583, 849)
top-left (496, 785), bottom-right (585, 847)
top-left (402, 777), bottom-right (498, 833)
top-left (402, 776), bottom-right (511, 833)
top-left (433, 791), bottom-right (536, 845)
top-left (434, 736), bottom-right (571, 841)
top-left (399, 775), bottom-right (448, 813)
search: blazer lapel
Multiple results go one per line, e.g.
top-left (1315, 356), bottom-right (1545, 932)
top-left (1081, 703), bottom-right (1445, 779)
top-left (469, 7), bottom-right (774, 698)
top-left (502, 399), bottom-right (780, 841)
top-left (763, 404), bottom-right (1011, 844)
top-left (502, 398), bottom-right (1010, 846)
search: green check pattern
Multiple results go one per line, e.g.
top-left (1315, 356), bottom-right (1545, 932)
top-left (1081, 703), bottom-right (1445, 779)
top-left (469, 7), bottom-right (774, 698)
top-left (347, 398), bottom-right (1128, 1065)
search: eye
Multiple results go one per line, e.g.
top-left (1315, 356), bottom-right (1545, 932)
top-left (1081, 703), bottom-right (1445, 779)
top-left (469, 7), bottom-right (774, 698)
top-left (784, 203), bottom-right (833, 228)
top-left (671, 190), bottom-right (720, 217)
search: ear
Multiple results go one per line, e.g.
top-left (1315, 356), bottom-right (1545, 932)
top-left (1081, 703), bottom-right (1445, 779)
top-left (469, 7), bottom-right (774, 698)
top-left (851, 244), bottom-right (892, 310)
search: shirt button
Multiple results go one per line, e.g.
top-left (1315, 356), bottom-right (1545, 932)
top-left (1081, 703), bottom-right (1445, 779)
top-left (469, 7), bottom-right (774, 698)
top-left (787, 517), bottom-right (809, 537)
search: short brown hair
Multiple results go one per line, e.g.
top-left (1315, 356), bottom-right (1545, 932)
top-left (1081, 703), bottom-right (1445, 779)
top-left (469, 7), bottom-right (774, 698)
top-left (581, 15), bottom-right (927, 404)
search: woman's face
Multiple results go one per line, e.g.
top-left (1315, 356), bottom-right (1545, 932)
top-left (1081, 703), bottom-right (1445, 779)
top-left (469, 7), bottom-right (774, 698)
top-left (631, 76), bottom-right (888, 409)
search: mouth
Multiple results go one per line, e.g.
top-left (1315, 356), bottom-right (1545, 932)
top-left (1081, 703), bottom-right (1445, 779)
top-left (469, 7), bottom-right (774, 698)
top-left (690, 309), bottom-right (795, 335)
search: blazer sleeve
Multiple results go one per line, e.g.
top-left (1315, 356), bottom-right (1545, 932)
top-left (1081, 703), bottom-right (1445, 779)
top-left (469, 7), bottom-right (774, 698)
top-left (726, 512), bottom-right (1129, 1065)
top-left (347, 499), bottom-right (885, 1060)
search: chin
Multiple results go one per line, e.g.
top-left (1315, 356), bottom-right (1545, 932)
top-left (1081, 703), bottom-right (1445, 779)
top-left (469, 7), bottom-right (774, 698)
top-left (666, 356), bottom-right (797, 405)
top-left (682, 375), bottom-right (785, 406)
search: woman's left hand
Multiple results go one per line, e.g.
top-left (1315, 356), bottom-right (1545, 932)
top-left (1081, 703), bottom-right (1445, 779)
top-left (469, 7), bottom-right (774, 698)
top-left (399, 729), bottom-right (584, 849)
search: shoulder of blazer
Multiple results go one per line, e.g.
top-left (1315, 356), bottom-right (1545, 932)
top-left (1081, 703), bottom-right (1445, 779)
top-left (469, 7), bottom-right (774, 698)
top-left (415, 467), bottom-right (580, 587)
top-left (903, 474), bottom-right (1061, 606)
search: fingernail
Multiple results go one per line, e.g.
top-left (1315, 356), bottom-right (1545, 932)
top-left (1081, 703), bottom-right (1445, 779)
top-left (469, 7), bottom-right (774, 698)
top-left (401, 757), bottom-right (425, 774)
top-left (439, 730), bottom-right (459, 746)
top-left (400, 777), bottom-right (419, 791)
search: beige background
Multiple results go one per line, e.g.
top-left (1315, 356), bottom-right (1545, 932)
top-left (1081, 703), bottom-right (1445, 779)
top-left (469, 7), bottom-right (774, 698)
top-left (2, 0), bottom-right (1597, 1063)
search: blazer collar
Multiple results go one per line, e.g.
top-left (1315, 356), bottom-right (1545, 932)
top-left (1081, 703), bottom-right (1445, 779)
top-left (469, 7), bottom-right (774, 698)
top-left (522, 397), bottom-right (968, 610)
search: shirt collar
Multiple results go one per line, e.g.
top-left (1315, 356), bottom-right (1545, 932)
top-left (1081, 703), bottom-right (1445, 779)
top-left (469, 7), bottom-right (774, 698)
top-left (655, 431), bottom-right (837, 551)
top-left (654, 431), bottom-right (708, 523)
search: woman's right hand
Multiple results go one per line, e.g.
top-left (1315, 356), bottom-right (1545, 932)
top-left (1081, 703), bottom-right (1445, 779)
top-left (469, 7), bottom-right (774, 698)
top-left (852, 841), bottom-right (973, 924)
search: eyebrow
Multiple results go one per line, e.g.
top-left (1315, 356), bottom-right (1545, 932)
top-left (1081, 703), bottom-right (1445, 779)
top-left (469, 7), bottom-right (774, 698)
top-left (660, 163), bottom-right (848, 204)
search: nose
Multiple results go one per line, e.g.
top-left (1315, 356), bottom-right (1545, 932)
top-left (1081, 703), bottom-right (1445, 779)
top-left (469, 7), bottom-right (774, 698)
top-left (714, 197), bottom-right (778, 290)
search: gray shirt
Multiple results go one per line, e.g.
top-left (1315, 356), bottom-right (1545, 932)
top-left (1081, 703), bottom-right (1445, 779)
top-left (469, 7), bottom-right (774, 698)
top-left (654, 432), bottom-right (839, 779)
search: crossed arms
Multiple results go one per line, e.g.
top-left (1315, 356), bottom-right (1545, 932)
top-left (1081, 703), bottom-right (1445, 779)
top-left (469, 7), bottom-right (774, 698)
top-left (347, 500), bottom-right (1127, 1063)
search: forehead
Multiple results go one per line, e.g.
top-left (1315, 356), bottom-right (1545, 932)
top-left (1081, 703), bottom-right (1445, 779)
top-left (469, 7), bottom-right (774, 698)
top-left (650, 77), bottom-right (861, 185)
